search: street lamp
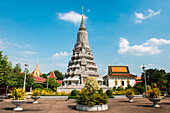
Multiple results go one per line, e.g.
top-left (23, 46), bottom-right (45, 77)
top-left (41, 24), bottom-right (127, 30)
top-left (23, 62), bottom-right (28, 91)
top-left (47, 75), bottom-right (50, 89)
top-left (142, 64), bottom-right (147, 96)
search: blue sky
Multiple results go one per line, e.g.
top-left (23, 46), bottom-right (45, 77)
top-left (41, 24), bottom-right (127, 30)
top-left (0, 0), bottom-right (170, 77)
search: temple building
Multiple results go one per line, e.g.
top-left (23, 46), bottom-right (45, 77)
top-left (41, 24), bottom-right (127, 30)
top-left (31, 60), bottom-right (42, 77)
top-left (58, 6), bottom-right (104, 92)
top-left (31, 60), bottom-right (45, 83)
top-left (103, 65), bottom-right (136, 88)
top-left (49, 70), bottom-right (57, 79)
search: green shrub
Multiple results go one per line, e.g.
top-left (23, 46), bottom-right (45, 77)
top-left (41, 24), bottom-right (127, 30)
top-left (106, 89), bottom-right (113, 96)
top-left (147, 88), bottom-right (161, 98)
top-left (112, 86), bottom-right (116, 92)
top-left (44, 88), bottom-right (53, 92)
top-left (116, 86), bottom-right (124, 91)
top-left (125, 85), bottom-right (133, 90)
top-left (33, 84), bottom-right (43, 89)
top-left (31, 89), bottom-right (41, 96)
top-left (147, 85), bottom-right (151, 90)
top-left (136, 86), bottom-right (145, 94)
top-left (108, 96), bottom-right (114, 98)
top-left (84, 77), bottom-right (100, 94)
top-left (77, 90), bottom-right (108, 106)
top-left (71, 90), bottom-right (79, 96)
top-left (68, 96), bottom-right (78, 99)
top-left (98, 88), bottom-right (103, 94)
top-left (125, 89), bottom-right (135, 96)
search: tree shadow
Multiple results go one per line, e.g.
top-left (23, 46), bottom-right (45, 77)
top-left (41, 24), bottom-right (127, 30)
top-left (160, 102), bottom-right (170, 105)
top-left (21, 109), bottom-right (41, 112)
top-left (136, 105), bottom-right (153, 107)
top-left (0, 100), bottom-right (3, 102)
top-left (67, 105), bottom-right (76, 110)
top-left (2, 107), bottom-right (41, 111)
top-left (2, 107), bottom-right (13, 110)
top-left (26, 102), bottom-right (33, 104)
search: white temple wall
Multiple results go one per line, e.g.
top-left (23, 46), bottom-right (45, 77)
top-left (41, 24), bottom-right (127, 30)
top-left (105, 76), bottom-right (136, 89)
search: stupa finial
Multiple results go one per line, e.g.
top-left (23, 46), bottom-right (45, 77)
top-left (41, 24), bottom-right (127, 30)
top-left (79, 5), bottom-right (86, 31)
top-left (82, 5), bottom-right (84, 19)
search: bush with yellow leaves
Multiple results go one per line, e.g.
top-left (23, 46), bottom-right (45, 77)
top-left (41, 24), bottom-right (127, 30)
top-left (10, 88), bottom-right (25, 100)
top-left (31, 89), bottom-right (41, 97)
top-left (84, 77), bottom-right (100, 94)
top-left (125, 89), bottom-right (135, 96)
top-left (147, 88), bottom-right (161, 98)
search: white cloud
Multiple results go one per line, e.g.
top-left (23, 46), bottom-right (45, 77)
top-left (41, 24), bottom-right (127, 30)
top-left (23, 51), bottom-right (37, 55)
top-left (135, 9), bottom-right (161, 23)
top-left (52, 51), bottom-right (71, 59)
top-left (87, 9), bottom-right (91, 12)
top-left (0, 38), bottom-right (24, 49)
top-left (0, 39), bottom-right (5, 49)
top-left (118, 37), bottom-right (170, 56)
top-left (57, 11), bottom-right (88, 25)
top-left (50, 63), bottom-right (67, 67)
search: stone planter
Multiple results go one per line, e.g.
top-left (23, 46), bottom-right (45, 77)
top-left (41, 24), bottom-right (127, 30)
top-left (149, 98), bottom-right (162, 108)
top-left (11, 100), bottom-right (26, 111)
top-left (126, 95), bottom-right (134, 102)
top-left (31, 96), bottom-right (40, 104)
top-left (76, 104), bottom-right (108, 111)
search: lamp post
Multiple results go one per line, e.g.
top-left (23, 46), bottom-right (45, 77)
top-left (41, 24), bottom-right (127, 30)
top-left (23, 62), bottom-right (28, 91)
top-left (47, 75), bottom-right (49, 89)
top-left (142, 64), bottom-right (147, 96)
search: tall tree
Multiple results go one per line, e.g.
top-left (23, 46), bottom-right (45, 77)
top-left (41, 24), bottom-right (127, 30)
top-left (141, 68), bottom-right (166, 87)
top-left (40, 73), bottom-right (48, 79)
top-left (14, 63), bottom-right (22, 73)
top-left (0, 51), bottom-right (15, 86)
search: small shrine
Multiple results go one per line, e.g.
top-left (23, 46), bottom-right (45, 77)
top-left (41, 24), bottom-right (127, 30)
top-left (103, 65), bottom-right (136, 88)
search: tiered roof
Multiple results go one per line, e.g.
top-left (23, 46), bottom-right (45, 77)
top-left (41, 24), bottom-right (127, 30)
top-left (104, 65), bottom-right (136, 78)
top-left (34, 76), bottom-right (46, 83)
top-left (49, 70), bottom-right (57, 79)
top-left (31, 59), bottom-right (45, 83)
top-left (31, 60), bottom-right (42, 77)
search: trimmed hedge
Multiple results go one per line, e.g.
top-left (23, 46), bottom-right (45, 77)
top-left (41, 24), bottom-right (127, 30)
top-left (33, 84), bottom-right (43, 89)
top-left (71, 90), bottom-right (79, 96)
top-left (106, 89), bottom-right (113, 96)
top-left (68, 96), bottom-right (77, 99)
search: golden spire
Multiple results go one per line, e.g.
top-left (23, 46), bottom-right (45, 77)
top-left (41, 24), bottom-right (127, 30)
top-left (82, 5), bottom-right (84, 19)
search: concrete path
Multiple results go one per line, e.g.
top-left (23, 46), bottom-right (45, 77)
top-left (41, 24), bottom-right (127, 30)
top-left (0, 97), bottom-right (170, 113)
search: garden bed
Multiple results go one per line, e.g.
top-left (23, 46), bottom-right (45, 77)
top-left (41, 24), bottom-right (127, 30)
top-left (76, 104), bottom-right (108, 111)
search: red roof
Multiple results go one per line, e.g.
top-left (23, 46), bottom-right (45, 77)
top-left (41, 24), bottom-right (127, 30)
top-left (56, 80), bottom-right (62, 84)
top-left (34, 76), bottom-right (46, 83)
top-left (49, 70), bottom-right (56, 79)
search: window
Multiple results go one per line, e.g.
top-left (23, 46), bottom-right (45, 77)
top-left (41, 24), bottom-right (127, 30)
top-left (121, 81), bottom-right (124, 86)
top-left (115, 80), bottom-right (117, 86)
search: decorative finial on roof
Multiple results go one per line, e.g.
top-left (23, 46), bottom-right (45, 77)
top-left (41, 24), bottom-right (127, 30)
top-left (82, 5), bottom-right (83, 19)
top-left (79, 5), bottom-right (86, 31)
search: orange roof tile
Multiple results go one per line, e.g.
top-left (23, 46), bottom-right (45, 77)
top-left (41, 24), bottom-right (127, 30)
top-left (111, 67), bottom-right (128, 73)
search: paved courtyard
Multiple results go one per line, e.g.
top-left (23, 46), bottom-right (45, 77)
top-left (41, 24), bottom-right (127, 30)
top-left (0, 97), bottom-right (170, 113)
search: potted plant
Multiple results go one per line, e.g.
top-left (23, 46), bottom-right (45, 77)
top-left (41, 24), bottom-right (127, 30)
top-left (125, 89), bottom-right (135, 102)
top-left (31, 88), bottom-right (41, 103)
top-left (76, 77), bottom-right (108, 111)
top-left (147, 88), bottom-right (161, 108)
top-left (10, 88), bottom-right (26, 111)
top-left (160, 87), bottom-right (167, 97)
